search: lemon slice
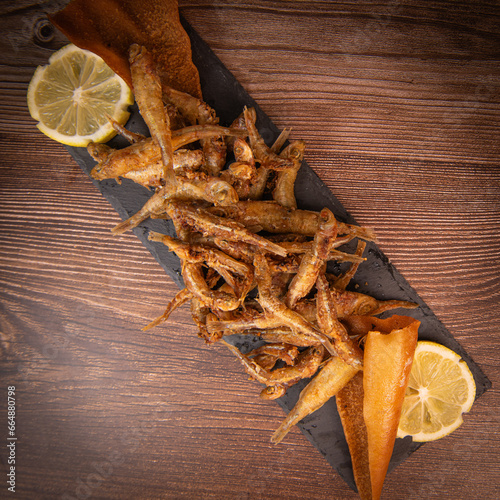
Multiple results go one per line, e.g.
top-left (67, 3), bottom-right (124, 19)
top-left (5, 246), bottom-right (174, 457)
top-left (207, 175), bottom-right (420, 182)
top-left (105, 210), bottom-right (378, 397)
top-left (397, 341), bottom-right (476, 442)
top-left (27, 44), bottom-right (133, 147)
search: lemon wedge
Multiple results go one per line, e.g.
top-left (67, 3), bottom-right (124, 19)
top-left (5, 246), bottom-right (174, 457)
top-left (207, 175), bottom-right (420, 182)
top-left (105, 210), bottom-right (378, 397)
top-left (27, 44), bottom-right (133, 147)
top-left (397, 341), bottom-right (476, 442)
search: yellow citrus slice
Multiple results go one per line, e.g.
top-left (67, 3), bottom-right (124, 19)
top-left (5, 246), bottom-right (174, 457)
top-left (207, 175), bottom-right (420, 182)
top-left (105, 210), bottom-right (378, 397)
top-left (397, 341), bottom-right (476, 442)
top-left (27, 43), bottom-right (133, 147)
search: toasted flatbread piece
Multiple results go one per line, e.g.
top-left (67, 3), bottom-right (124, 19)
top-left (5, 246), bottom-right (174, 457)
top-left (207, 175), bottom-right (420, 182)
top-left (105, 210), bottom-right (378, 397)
top-left (49, 0), bottom-right (202, 99)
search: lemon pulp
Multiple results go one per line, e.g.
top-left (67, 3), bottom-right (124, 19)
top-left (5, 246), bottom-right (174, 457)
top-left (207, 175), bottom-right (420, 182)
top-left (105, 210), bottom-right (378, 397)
top-left (397, 341), bottom-right (476, 442)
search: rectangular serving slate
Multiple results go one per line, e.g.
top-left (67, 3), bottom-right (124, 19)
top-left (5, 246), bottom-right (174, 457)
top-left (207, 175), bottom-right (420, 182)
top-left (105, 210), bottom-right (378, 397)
top-left (65, 18), bottom-right (491, 492)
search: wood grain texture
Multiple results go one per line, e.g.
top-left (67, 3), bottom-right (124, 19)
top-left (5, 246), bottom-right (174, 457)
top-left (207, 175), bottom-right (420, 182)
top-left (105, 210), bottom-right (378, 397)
top-left (0, 1), bottom-right (499, 499)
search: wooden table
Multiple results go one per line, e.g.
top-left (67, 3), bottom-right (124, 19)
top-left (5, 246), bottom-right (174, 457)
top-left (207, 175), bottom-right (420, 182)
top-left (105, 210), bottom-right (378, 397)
top-left (1, 1), bottom-right (499, 498)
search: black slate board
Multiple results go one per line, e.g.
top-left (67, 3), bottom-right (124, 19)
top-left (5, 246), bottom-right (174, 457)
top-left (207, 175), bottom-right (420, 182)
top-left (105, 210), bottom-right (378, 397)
top-left (65, 19), bottom-right (491, 492)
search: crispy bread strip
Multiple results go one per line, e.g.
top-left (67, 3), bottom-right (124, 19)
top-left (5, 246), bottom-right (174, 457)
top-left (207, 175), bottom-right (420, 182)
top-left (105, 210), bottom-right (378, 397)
top-left (49, 0), bottom-right (201, 98)
top-left (336, 371), bottom-right (372, 500)
top-left (363, 319), bottom-right (420, 500)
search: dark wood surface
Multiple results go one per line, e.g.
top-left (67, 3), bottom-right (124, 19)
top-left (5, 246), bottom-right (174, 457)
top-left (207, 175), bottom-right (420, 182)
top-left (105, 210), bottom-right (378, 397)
top-left (1, 1), bottom-right (499, 499)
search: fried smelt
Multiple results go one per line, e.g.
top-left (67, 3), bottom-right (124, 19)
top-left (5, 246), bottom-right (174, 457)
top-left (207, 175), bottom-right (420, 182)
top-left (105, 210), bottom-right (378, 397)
top-left (276, 236), bottom-right (358, 257)
top-left (90, 126), bottom-right (245, 183)
top-left (285, 208), bottom-right (338, 309)
top-left (316, 273), bottom-right (363, 369)
top-left (191, 297), bottom-right (216, 343)
top-left (221, 340), bottom-right (324, 389)
top-left (254, 254), bottom-right (337, 356)
top-left (170, 175), bottom-right (239, 206)
top-left (248, 343), bottom-right (300, 368)
top-left (129, 44), bottom-right (175, 185)
top-left (271, 356), bottom-right (358, 444)
top-left (221, 161), bottom-right (257, 200)
top-left (183, 262), bottom-right (240, 312)
top-left (207, 312), bottom-right (284, 335)
top-left (162, 84), bottom-right (226, 175)
top-left (143, 288), bottom-right (192, 331)
top-left (149, 232), bottom-right (251, 276)
top-left (260, 385), bottom-right (287, 400)
top-left (167, 202), bottom-right (287, 257)
top-left (209, 201), bottom-right (376, 241)
top-left (259, 328), bottom-right (321, 347)
top-left (234, 138), bottom-right (256, 165)
top-left (246, 127), bottom-right (292, 201)
top-left (328, 288), bottom-right (418, 318)
top-left (89, 138), bottom-right (159, 181)
top-left (286, 291), bottom-right (416, 323)
top-left (363, 319), bottom-right (419, 500)
top-left (231, 327), bottom-right (321, 347)
top-left (207, 313), bottom-right (321, 347)
top-left (111, 175), bottom-right (239, 235)
top-left (148, 232), bottom-right (253, 300)
top-left (244, 107), bottom-right (294, 171)
top-left (161, 84), bottom-right (213, 125)
top-left (92, 149), bottom-right (204, 188)
top-left (336, 372), bottom-right (372, 500)
top-left (273, 140), bottom-right (305, 209)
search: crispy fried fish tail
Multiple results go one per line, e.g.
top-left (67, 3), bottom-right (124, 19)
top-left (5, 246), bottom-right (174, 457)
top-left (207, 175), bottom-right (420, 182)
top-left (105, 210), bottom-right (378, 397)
top-left (143, 288), bottom-right (192, 331)
top-left (334, 239), bottom-right (367, 290)
top-left (111, 186), bottom-right (168, 235)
